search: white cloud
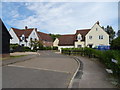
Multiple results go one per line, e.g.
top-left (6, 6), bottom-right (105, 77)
top-left (5, 2), bottom-right (118, 34)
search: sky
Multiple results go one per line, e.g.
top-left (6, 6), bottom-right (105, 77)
top-left (1, 1), bottom-right (118, 34)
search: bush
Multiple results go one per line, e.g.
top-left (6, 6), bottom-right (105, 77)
top-left (23, 46), bottom-right (31, 52)
top-left (111, 37), bottom-right (120, 50)
top-left (10, 44), bottom-right (19, 50)
top-left (53, 46), bottom-right (58, 50)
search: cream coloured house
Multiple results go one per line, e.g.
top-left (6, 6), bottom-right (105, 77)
top-left (53, 21), bottom-right (109, 51)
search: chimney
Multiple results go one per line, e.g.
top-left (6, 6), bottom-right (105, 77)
top-left (96, 21), bottom-right (99, 25)
top-left (25, 26), bottom-right (28, 29)
top-left (35, 28), bottom-right (37, 31)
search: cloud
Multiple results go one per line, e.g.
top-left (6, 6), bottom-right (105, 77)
top-left (2, 2), bottom-right (118, 34)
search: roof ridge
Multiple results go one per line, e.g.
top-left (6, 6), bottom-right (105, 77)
top-left (76, 29), bottom-right (90, 31)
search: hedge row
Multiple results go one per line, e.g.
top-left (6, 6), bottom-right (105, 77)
top-left (10, 44), bottom-right (58, 52)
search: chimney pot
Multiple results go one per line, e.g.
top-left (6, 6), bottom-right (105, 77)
top-left (96, 21), bottom-right (99, 25)
top-left (35, 28), bottom-right (37, 31)
top-left (25, 26), bottom-right (28, 29)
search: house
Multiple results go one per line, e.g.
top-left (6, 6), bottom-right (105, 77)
top-left (0, 19), bottom-right (12, 57)
top-left (9, 26), bottom-right (53, 48)
top-left (53, 21), bottom-right (109, 51)
top-left (37, 32), bottom-right (53, 47)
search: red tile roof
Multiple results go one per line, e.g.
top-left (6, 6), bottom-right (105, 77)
top-left (58, 29), bottom-right (91, 46)
top-left (75, 29), bottom-right (90, 41)
top-left (12, 27), bottom-right (34, 40)
top-left (37, 32), bottom-right (53, 42)
top-left (58, 34), bottom-right (75, 46)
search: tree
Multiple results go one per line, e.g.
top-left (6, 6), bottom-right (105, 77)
top-left (117, 30), bottom-right (120, 37)
top-left (104, 25), bottom-right (115, 43)
top-left (111, 37), bottom-right (120, 50)
top-left (49, 34), bottom-right (61, 41)
top-left (101, 26), bottom-right (104, 30)
top-left (30, 39), bottom-right (43, 51)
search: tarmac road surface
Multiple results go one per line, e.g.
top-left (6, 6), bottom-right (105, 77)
top-left (2, 51), bottom-right (78, 88)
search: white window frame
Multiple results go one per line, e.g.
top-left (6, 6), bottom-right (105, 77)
top-left (99, 35), bottom-right (103, 39)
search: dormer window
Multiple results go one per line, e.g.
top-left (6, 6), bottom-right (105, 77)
top-left (21, 34), bottom-right (25, 41)
top-left (77, 34), bottom-right (82, 41)
top-left (22, 37), bottom-right (25, 40)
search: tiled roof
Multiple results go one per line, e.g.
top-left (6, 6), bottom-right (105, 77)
top-left (37, 32), bottom-right (53, 42)
top-left (58, 29), bottom-right (91, 46)
top-left (75, 29), bottom-right (90, 41)
top-left (12, 27), bottom-right (34, 40)
top-left (58, 34), bottom-right (75, 46)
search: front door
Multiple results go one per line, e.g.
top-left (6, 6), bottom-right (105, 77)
top-left (89, 44), bottom-right (93, 48)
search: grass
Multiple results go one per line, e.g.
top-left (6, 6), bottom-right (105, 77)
top-left (1, 55), bottom-right (27, 60)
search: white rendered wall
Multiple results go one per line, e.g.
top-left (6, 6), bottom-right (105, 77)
top-left (27, 29), bottom-right (39, 47)
top-left (58, 46), bottom-right (74, 53)
top-left (9, 28), bottom-right (19, 44)
top-left (53, 38), bottom-right (59, 46)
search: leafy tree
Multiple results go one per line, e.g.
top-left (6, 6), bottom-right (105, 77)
top-left (117, 30), bottom-right (120, 37)
top-left (101, 26), bottom-right (104, 30)
top-left (111, 37), bottom-right (120, 50)
top-left (30, 39), bottom-right (43, 51)
top-left (104, 25), bottom-right (115, 42)
top-left (49, 34), bottom-right (61, 41)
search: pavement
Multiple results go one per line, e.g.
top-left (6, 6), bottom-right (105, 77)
top-left (75, 56), bottom-right (116, 88)
top-left (2, 51), bottom-right (78, 88)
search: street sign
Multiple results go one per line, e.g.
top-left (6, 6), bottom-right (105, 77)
top-left (111, 59), bottom-right (118, 64)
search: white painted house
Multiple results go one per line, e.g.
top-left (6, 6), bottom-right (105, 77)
top-left (9, 26), bottom-right (53, 47)
top-left (53, 21), bottom-right (109, 51)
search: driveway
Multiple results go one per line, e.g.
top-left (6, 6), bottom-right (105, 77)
top-left (2, 51), bottom-right (78, 88)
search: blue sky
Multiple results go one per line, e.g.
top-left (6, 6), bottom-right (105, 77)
top-left (1, 2), bottom-right (118, 34)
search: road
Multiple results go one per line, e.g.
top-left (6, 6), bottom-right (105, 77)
top-left (2, 51), bottom-right (78, 88)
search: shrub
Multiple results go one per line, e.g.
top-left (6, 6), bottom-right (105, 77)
top-left (53, 46), bottom-right (58, 50)
top-left (111, 37), bottom-right (120, 50)
top-left (23, 46), bottom-right (31, 52)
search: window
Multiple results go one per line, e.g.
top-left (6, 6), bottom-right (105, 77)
top-left (22, 37), bottom-right (25, 40)
top-left (35, 38), bottom-right (37, 41)
top-left (96, 28), bottom-right (98, 31)
top-left (99, 35), bottom-right (103, 39)
top-left (77, 34), bottom-right (82, 41)
top-left (78, 45), bottom-right (81, 48)
top-left (89, 36), bottom-right (92, 39)
top-left (22, 44), bottom-right (24, 46)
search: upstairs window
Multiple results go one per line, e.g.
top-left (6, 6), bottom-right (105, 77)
top-left (35, 38), bottom-right (37, 41)
top-left (33, 32), bottom-right (35, 35)
top-left (77, 34), bottom-right (82, 41)
top-left (89, 36), bottom-right (92, 39)
top-left (96, 28), bottom-right (98, 31)
top-left (99, 35), bottom-right (103, 39)
top-left (22, 36), bottom-right (25, 41)
top-left (30, 38), bottom-right (32, 41)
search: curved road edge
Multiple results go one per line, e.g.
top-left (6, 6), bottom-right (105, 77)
top-left (68, 56), bottom-right (83, 88)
